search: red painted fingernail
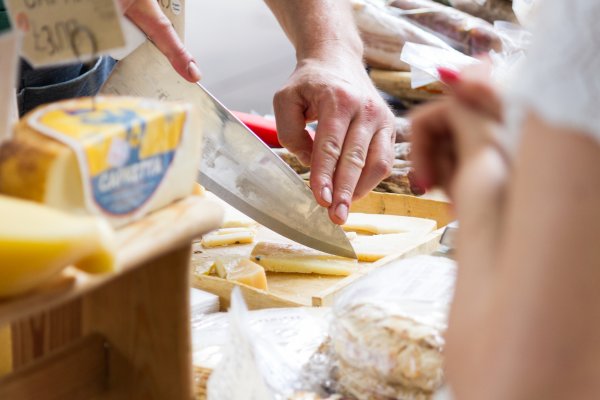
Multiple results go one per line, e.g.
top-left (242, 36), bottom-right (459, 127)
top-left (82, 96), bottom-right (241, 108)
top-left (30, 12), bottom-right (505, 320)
top-left (437, 67), bottom-right (460, 84)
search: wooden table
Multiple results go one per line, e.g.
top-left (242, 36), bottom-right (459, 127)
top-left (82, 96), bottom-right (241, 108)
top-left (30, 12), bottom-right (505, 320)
top-left (0, 196), bottom-right (223, 400)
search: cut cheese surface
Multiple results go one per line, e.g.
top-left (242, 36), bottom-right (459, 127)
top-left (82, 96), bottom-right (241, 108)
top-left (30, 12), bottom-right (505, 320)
top-left (214, 257), bottom-right (268, 290)
top-left (343, 213), bottom-right (437, 235)
top-left (352, 233), bottom-right (429, 262)
top-left (0, 195), bottom-right (116, 297)
top-left (201, 228), bottom-right (256, 248)
top-left (251, 242), bottom-right (358, 276)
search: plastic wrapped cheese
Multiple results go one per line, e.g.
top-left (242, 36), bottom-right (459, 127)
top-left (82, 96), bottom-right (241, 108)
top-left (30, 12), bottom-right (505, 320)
top-left (0, 96), bottom-right (202, 227)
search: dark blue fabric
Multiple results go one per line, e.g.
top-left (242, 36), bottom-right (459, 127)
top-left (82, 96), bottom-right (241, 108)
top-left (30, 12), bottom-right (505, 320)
top-left (17, 56), bottom-right (117, 116)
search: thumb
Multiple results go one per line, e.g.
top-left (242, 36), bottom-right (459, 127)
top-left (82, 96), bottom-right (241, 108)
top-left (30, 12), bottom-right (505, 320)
top-left (125, 0), bottom-right (201, 82)
top-left (273, 89), bottom-right (314, 165)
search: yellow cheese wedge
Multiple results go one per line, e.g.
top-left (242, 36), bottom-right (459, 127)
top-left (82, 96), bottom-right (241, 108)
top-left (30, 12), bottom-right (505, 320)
top-left (201, 228), bottom-right (256, 248)
top-left (251, 242), bottom-right (358, 276)
top-left (343, 213), bottom-right (437, 235)
top-left (352, 233), bottom-right (429, 262)
top-left (0, 195), bottom-right (116, 298)
top-left (214, 257), bottom-right (268, 290)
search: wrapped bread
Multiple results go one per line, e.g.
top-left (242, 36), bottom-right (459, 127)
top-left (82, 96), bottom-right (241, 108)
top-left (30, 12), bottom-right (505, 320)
top-left (390, 0), bottom-right (504, 55)
top-left (351, 0), bottom-right (453, 71)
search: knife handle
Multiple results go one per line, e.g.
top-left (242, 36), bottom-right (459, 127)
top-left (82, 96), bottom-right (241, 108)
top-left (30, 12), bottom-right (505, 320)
top-left (233, 111), bottom-right (281, 148)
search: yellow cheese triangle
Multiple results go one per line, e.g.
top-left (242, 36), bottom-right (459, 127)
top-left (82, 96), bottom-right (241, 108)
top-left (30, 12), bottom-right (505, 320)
top-left (214, 257), bottom-right (268, 290)
top-left (0, 195), bottom-right (116, 297)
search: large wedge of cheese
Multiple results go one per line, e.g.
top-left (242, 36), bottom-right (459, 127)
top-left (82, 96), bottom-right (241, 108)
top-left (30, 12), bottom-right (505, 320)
top-left (0, 195), bottom-right (116, 298)
top-left (214, 257), bottom-right (268, 290)
top-left (0, 96), bottom-right (202, 227)
top-left (343, 213), bottom-right (437, 235)
top-left (251, 242), bottom-right (358, 276)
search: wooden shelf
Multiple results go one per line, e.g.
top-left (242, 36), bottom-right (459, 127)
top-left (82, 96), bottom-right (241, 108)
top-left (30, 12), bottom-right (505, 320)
top-left (0, 195), bottom-right (223, 399)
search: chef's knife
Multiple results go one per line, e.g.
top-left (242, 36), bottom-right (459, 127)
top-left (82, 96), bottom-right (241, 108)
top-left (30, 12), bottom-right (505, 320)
top-left (101, 40), bottom-right (356, 259)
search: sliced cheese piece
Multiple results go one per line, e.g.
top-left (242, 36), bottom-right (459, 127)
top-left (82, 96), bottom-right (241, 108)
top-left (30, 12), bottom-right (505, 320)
top-left (343, 213), bottom-right (437, 235)
top-left (251, 242), bottom-right (357, 276)
top-left (345, 231), bottom-right (358, 241)
top-left (192, 258), bottom-right (215, 276)
top-left (0, 96), bottom-right (202, 227)
top-left (201, 228), bottom-right (256, 248)
top-left (352, 233), bottom-right (429, 262)
top-left (0, 195), bottom-right (116, 297)
top-left (214, 257), bottom-right (268, 290)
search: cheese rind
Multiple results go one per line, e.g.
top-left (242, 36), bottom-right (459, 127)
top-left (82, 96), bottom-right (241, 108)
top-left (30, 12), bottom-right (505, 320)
top-left (251, 242), bottom-right (357, 276)
top-left (0, 195), bottom-right (116, 297)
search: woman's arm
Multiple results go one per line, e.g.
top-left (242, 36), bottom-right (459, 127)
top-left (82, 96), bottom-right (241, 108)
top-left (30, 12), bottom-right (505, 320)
top-left (446, 113), bottom-right (600, 399)
top-left (263, 0), bottom-right (396, 224)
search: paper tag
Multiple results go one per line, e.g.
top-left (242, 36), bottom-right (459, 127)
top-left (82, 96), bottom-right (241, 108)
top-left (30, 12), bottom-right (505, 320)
top-left (158, 0), bottom-right (184, 40)
top-left (27, 97), bottom-right (190, 219)
top-left (5, 0), bottom-right (125, 67)
top-left (0, 30), bottom-right (19, 143)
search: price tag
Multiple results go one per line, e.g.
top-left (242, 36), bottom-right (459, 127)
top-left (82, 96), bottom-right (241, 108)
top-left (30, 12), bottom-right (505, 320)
top-left (5, 0), bottom-right (126, 67)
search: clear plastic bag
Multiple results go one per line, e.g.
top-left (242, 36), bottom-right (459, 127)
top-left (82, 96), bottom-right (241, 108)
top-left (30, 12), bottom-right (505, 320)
top-left (328, 255), bottom-right (457, 400)
top-left (205, 289), bottom-right (330, 400)
top-left (387, 0), bottom-right (504, 55)
top-left (448, 0), bottom-right (517, 24)
top-left (351, 0), bottom-right (453, 71)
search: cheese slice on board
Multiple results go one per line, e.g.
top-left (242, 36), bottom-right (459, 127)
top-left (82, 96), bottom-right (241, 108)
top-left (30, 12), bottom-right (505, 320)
top-left (0, 195), bottom-right (116, 298)
top-left (343, 213), bottom-right (437, 235)
top-left (352, 233), bottom-right (430, 262)
top-left (251, 242), bottom-right (358, 276)
top-left (214, 257), bottom-right (268, 290)
top-left (201, 228), bottom-right (256, 248)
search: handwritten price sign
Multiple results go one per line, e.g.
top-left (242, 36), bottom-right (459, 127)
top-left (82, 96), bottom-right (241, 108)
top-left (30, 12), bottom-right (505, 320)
top-left (5, 0), bottom-right (125, 67)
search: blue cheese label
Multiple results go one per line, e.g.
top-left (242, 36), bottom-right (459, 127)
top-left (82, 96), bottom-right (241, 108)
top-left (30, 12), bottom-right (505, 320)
top-left (28, 96), bottom-right (190, 219)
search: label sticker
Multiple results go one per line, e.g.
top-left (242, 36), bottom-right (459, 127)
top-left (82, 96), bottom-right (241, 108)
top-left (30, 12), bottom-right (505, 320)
top-left (171, 0), bottom-right (182, 15)
top-left (28, 97), bottom-right (189, 217)
top-left (5, 0), bottom-right (125, 67)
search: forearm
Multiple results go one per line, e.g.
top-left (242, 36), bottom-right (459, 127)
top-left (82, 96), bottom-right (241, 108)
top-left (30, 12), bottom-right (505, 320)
top-left (263, 0), bottom-right (363, 61)
top-left (446, 113), bottom-right (600, 399)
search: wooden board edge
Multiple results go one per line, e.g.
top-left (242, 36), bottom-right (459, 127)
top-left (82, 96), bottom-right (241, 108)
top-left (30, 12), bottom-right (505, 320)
top-left (312, 230), bottom-right (443, 307)
top-left (191, 275), bottom-right (304, 310)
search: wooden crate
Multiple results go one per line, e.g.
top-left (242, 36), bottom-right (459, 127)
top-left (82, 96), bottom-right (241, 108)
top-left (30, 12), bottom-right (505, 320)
top-left (192, 192), bottom-right (453, 309)
top-left (0, 196), bottom-right (223, 400)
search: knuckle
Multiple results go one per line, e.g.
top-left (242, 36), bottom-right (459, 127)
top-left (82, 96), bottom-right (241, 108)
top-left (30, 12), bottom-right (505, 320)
top-left (335, 183), bottom-right (354, 202)
top-left (343, 146), bottom-right (367, 169)
top-left (319, 138), bottom-right (342, 160)
top-left (372, 157), bottom-right (393, 179)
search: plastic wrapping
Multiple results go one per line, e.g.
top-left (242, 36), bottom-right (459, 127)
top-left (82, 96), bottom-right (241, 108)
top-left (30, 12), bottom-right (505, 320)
top-left (388, 0), bottom-right (504, 55)
top-left (448, 0), bottom-right (517, 24)
top-left (204, 289), bottom-right (330, 400)
top-left (328, 255), bottom-right (457, 400)
top-left (400, 42), bottom-right (479, 88)
top-left (351, 0), bottom-right (453, 71)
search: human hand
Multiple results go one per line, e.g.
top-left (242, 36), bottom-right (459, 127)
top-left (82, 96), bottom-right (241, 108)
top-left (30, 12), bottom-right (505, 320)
top-left (410, 63), bottom-right (504, 197)
top-left (273, 49), bottom-right (396, 224)
top-left (119, 0), bottom-right (200, 82)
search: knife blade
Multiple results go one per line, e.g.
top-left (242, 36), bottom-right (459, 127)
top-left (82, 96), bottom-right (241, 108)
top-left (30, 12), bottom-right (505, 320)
top-left (101, 40), bottom-right (356, 259)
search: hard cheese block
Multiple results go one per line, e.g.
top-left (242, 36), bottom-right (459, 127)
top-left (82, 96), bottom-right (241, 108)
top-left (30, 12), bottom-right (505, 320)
top-left (0, 96), bottom-right (202, 227)
top-left (351, 232), bottom-right (432, 262)
top-left (214, 257), bottom-right (268, 290)
top-left (0, 195), bottom-right (116, 298)
top-left (251, 242), bottom-right (358, 276)
top-left (343, 213), bottom-right (437, 235)
top-left (201, 228), bottom-right (256, 248)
